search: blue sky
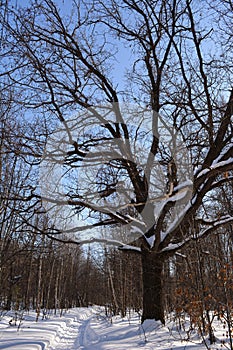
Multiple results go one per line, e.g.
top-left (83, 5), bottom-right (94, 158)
top-left (12, 0), bottom-right (132, 91)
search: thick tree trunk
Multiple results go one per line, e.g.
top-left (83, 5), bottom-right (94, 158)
top-left (141, 247), bottom-right (165, 325)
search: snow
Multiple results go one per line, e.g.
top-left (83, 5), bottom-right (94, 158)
top-left (196, 158), bottom-right (233, 179)
top-left (162, 215), bottom-right (233, 252)
top-left (173, 179), bottom-right (193, 192)
top-left (212, 145), bottom-right (233, 165)
top-left (162, 240), bottom-right (188, 252)
top-left (118, 244), bottom-right (142, 252)
top-left (0, 307), bottom-right (231, 349)
top-left (160, 202), bottom-right (192, 242)
top-left (144, 234), bottom-right (155, 248)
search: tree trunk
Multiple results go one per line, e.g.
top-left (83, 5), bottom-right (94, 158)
top-left (141, 247), bottom-right (165, 324)
top-left (36, 254), bottom-right (42, 322)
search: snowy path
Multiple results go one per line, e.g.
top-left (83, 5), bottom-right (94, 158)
top-left (0, 308), bottom-right (95, 350)
top-left (47, 308), bottom-right (96, 350)
top-left (0, 307), bottom-right (230, 349)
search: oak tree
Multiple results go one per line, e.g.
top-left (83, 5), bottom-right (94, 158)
top-left (1, 0), bottom-right (233, 323)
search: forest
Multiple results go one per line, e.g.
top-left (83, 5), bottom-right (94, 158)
top-left (0, 0), bottom-right (233, 347)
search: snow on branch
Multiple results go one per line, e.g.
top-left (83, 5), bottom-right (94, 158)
top-left (210, 176), bottom-right (233, 190)
top-left (161, 215), bottom-right (233, 253)
top-left (196, 158), bottom-right (233, 180)
top-left (47, 234), bottom-right (142, 252)
top-left (159, 201), bottom-right (192, 243)
top-left (196, 215), bottom-right (233, 226)
top-left (195, 215), bottom-right (233, 239)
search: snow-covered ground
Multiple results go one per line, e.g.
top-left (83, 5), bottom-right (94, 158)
top-left (0, 307), bottom-right (231, 349)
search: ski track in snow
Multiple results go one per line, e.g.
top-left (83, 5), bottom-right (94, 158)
top-left (47, 315), bottom-right (80, 350)
top-left (47, 308), bottom-right (96, 350)
top-left (0, 307), bottom-right (231, 350)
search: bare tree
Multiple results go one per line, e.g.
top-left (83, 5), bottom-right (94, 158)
top-left (1, 0), bottom-right (233, 324)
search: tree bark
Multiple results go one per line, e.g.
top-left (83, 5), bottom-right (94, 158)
top-left (141, 247), bottom-right (165, 325)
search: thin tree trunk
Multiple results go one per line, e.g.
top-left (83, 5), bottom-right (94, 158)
top-left (107, 263), bottom-right (119, 315)
top-left (54, 268), bottom-right (59, 315)
top-left (141, 247), bottom-right (165, 324)
top-left (36, 255), bottom-right (42, 322)
top-left (25, 235), bottom-right (36, 310)
top-left (46, 258), bottom-right (55, 310)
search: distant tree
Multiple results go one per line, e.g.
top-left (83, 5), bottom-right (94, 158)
top-left (0, 91), bottom-right (32, 309)
top-left (1, 0), bottom-right (233, 324)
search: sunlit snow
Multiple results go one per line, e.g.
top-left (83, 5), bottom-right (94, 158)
top-left (0, 307), bottom-right (230, 349)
